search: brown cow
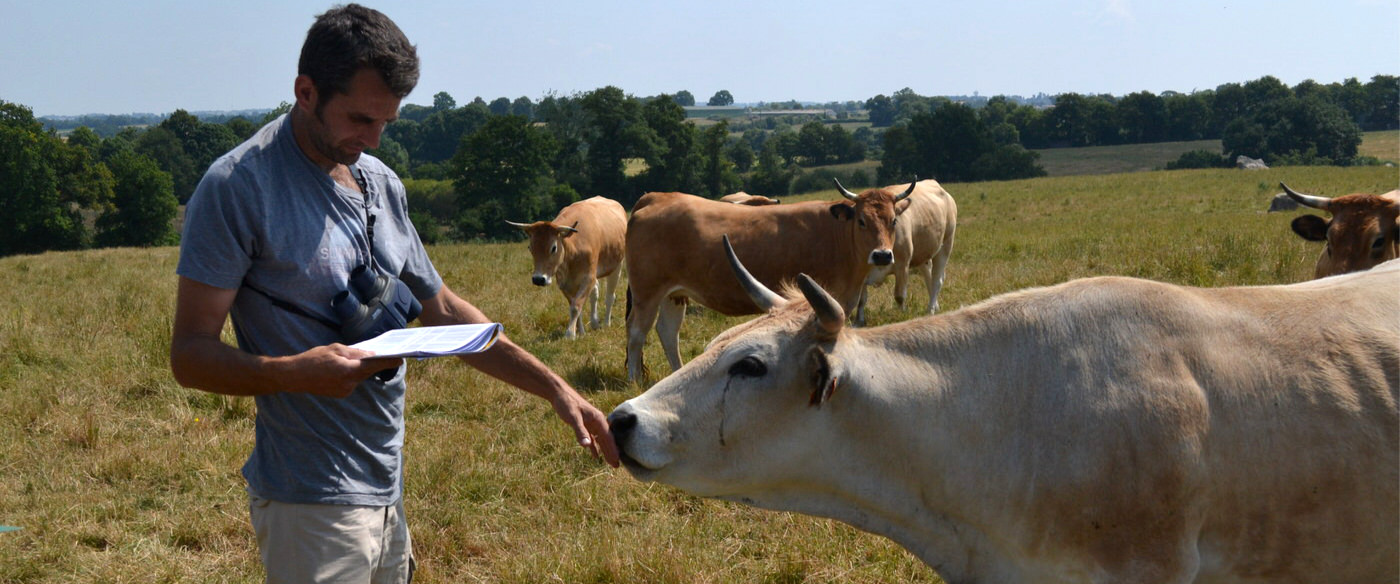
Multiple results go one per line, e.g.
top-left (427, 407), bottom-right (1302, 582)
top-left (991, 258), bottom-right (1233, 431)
top-left (854, 179), bottom-right (957, 325)
top-left (624, 180), bottom-right (913, 381)
top-left (1283, 182), bottom-right (1400, 278)
top-left (506, 196), bottom-right (626, 339)
top-left (611, 245), bottom-right (1400, 583)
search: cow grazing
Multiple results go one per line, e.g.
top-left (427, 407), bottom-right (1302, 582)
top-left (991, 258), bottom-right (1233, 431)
top-left (719, 192), bottom-right (781, 206)
top-left (1282, 182), bottom-right (1400, 278)
top-left (506, 196), bottom-right (627, 339)
top-left (854, 179), bottom-right (957, 326)
top-left (623, 181), bottom-right (913, 381)
top-left (610, 241), bottom-right (1400, 583)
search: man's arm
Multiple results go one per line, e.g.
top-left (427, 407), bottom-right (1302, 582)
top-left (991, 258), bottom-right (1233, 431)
top-left (419, 283), bottom-right (620, 467)
top-left (170, 276), bottom-right (401, 398)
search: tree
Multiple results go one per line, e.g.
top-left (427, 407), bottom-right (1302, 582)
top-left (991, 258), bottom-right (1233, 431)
top-left (0, 101), bottom-right (112, 255)
top-left (1222, 96), bottom-right (1361, 164)
top-left (673, 91), bottom-right (695, 107)
top-left (96, 150), bottom-right (178, 247)
top-left (432, 91), bottom-right (456, 111)
top-left (1116, 91), bottom-right (1168, 143)
top-left (636, 95), bottom-right (700, 196)
top-left (707, 90), bottom-right (734, 106)
top-left (866, 94), bottom-right (896, 127)
top-left (699, 121), bottom-right (740, 197)
top-left (746, 139), bottom-right (796, 197)
top-left (451, 115), bottom-right (559, 239)
top-left (510, 96), bottom-right (535, 119)
top-left (579, 86), bottom-right (654, 201)
top-left (488, 97), bottom-right (512, 116)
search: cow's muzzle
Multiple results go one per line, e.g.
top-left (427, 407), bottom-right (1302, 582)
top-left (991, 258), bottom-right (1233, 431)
top-left (607, 408), bottom-right (644, 471)
top-left (532, 275), bottom-right (551, 286)
top-left (869, 249), bottom-right (894, 266)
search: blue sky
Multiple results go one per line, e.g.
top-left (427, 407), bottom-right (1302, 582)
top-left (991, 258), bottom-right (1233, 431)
top-left (3, 0), bottom-right (1396, 117)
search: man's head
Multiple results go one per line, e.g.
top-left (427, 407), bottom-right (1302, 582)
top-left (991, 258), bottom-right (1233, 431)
top-left (299, 4), bottom-right (418, 106)
top-left (293, 4), bottom-right (417, 168)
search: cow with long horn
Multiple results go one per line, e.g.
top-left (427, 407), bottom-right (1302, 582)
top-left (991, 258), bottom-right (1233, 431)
top-left (610, 236), bottom-right (1400, 583)
top-left (1282, 182), bottom-right (1400, 279)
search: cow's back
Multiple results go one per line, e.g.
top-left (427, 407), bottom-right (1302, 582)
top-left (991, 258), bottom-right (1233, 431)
top-left (921, 265), bottom-right (1400, 581)
top-left (626, 192), bottom-right (866, 315)
top-left (897, 180), bottom-right (956, 267)
top-left (557, 196), bottom-right (627, 274)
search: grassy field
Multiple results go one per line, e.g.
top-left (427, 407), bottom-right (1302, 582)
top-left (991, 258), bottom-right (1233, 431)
top-left (0, 163), bottom-right (1396, 583)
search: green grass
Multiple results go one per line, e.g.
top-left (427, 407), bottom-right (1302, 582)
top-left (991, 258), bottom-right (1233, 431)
top-left (0, 163), bottom-right (1396, 583)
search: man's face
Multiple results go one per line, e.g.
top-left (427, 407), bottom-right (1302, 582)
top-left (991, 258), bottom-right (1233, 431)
top-left (295, 68), bottom-right (401, 168)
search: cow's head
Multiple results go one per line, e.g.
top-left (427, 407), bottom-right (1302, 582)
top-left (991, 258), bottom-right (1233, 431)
top-left (832, 179), bottom-right (915, 268)
top-left (610, 236), bottom-right (853, 499)
top-left (1283, 183), bottom-right (1400, 279)
top-left (505, 219), bottom-right (579, 286)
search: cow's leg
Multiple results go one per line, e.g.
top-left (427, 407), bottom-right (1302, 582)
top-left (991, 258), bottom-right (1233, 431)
top-left (854, 286), bottom-right (870, 327)
top-left (564, 284), bottom-right (587, 340)
top-left (927, 246), bottom-right (952, 315)
top-left (655, 296), bottom-right (687, 372)
top-left (893, 263), bottom-right (910, 311)
top-left (585, 277), bottom-right (600, 331)
top-left (599, 270), bottom-right (620, 328)
top-left (626, 291), bottom-right (660, 382)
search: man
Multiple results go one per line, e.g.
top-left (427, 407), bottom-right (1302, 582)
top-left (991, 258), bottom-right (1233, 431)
top-left (169, 5), bottom-right (618, 583)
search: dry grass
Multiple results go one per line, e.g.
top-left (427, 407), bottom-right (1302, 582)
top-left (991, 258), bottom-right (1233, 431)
top-left (0, 163), bottom-right (1395, 583)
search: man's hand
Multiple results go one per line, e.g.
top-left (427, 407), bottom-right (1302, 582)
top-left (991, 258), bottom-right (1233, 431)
top-left (552, 392), bottom-right (621, 468)
top-left (286, 344), bottom-right (405, 398)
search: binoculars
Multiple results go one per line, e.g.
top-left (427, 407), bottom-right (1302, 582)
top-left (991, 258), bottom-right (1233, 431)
top-left (332, 264), bottom-right (422, 345)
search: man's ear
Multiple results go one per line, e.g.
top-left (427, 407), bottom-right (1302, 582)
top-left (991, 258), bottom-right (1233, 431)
top-left (828, 202), bottom-right (854, 221)
top-left (293, 75), bottom-right (319, 113)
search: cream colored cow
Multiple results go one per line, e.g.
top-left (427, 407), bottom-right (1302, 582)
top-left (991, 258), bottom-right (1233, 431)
top-left (611, 243), bottom-right (1400, 583)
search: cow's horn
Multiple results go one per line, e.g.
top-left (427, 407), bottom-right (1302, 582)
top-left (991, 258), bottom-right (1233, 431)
top-left (833, 178), bottom-right (860, 201)
top-left (504, 220), bottom-right (533, 230)
top-left (723, 235), bottom-right (785, 311)
top-left (895, 177), bottom-right (919, 202)
top-left (1280, 183), bottom-right (1332, 211)
top-left (797, 274), bottom-right (845, 335)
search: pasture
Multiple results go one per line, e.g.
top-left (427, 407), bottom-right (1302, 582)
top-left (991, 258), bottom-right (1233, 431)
top-left (0, 164), bottom-right (1394, 583)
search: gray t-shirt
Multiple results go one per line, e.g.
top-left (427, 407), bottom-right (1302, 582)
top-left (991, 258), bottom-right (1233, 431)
top-left (177, 114), bottom-right (443, 506)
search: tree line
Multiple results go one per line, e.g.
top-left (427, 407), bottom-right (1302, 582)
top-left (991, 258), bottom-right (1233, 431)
top-left (4, 74), bottom-right (1395, 254)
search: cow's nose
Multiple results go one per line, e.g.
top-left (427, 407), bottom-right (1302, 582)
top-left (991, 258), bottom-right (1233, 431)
top-left (532, 275), bottom-right (550, 286)
top-left (870, 250), bottom-right (894, 266)
top-left (608, 408), bottom-right (637, 444)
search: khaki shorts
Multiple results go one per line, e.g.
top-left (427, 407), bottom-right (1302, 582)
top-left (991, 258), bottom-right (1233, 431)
top-left (249, 494), bottom-right (414, 584)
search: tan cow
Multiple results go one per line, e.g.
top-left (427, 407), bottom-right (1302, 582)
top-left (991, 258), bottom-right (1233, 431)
top-left (1283, 182), bottom-right (1400, 278)
top-left (610, 242), bottom-right (1400, 583)
top-left (506, 196), bottom-right (626, 339)
top-left (719, 192), bottom-right (781, 206)
top-left (624, 180), bottom-right (914, 381)
top-left (854, 179), bottom-right (957, 325)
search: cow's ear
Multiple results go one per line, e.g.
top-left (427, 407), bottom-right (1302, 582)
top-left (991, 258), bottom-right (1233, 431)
top-left (828, 202), bottom-right (854, 220)
top-left (1292, 215), bottom-right (1329, 242)
top-left (807, 347), bottom-right (837, 407)
top-left (895, 197), bottom-right (913, 215)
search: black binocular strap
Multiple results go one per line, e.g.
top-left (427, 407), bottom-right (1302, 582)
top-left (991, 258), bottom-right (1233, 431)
top-left (241, 280), bottom-right (342, 332)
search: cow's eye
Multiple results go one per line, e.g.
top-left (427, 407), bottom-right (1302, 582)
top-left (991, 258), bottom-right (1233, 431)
top-left (550, 244), bottom-right (558, 255)
top-left (728, 356), bottom-right (767, 378)
top-left (858, 218), bottom-right (867, 229)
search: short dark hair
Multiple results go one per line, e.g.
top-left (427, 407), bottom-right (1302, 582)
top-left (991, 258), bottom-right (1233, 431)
top-left (298, 4), bottom-right (419, 101)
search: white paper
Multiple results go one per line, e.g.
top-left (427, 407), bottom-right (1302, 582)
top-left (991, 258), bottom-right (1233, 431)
top-left (350, 323), bottom-right (503, 359)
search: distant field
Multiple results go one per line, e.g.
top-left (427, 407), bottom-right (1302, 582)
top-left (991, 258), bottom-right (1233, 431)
top-left (1033, 139), bottom-right (1222, 176)
top-left (1359, 130), bottom-right (1399, 163)
top-left (2, 164), bottom-right (1396, 583)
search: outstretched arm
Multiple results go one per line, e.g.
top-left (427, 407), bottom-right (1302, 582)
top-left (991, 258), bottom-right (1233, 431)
top-left (419, 283), bottom-right (620, 467)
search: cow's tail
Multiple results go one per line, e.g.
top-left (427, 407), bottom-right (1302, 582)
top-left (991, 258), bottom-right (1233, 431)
top-left (625, 286), bottom-right (632, 320)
